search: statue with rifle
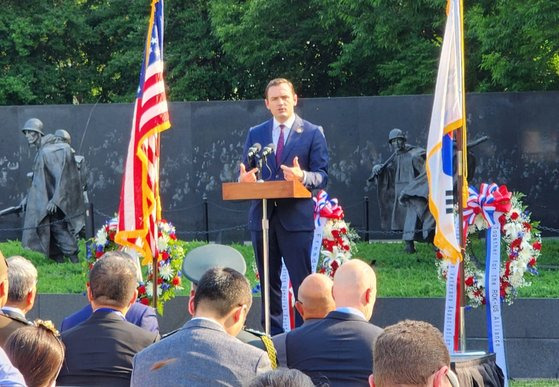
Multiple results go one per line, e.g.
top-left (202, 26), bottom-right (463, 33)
top-left (368, 128), bottom-right (434, 253)
top-left (11, 118), bottom-right (85, 263)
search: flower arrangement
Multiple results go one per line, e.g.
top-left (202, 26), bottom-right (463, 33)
top-left (436, 185), bottom-right (541, 307)
top-left (315, 190), bottom-right (359, 278)
top-left (87, 218), bottom-right (185, 314)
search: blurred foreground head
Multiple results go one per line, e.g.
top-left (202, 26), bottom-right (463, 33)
top-left (372, 320), bottom-right (453, 387)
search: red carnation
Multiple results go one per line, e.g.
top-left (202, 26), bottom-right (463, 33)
top-left (169, 233), bottom-right (177, 241)
top-left (498, 214), bottom-right (506, 228)
top-left (138, 285), bottom-right (146, 295)
top-left (340, 227), bottom-right (347, 234)
top-left (510, 238), bottom-right (522, 250)
top-left (504, 261), bottom-right (511, 277)
top-left (95, 251), bottom-right (104, 258)
top-left (172, 276), bottom-right (181, 286)
top-left (533, 241), bottom-right (542, 251)
top-left (331, 260), bottom-right (339, 271)
top-left (435, 250), bottom-right (444, 260)
top-left (332, 230), bottom-right (340, 238)
top-left (500, 281), bottom-right (509, 298)
top-left (161, 251), bottom-right (170, 260)
top-left (510, 212), bottom-right (519, 220)
top-left (157, 277), bottom-right (163, 285)
top-left (465, 276), bottom-right (474, 286)
top-left (140, 298), bottom-right (150, 305)
top-left (343, 244), bottom-right (350, 251)
top-left (529, 258), bottom-right (537, 267)
top-left (523, 222), bottom-right (531, 231)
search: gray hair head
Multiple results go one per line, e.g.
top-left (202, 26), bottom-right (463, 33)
top-left (7, 256), bottom-right (38, 303)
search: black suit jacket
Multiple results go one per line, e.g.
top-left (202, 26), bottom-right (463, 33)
top-left (58, 310), bottom-right (159, 387)
top-left (0, 309), bottom-right (31, 348)
top-left (286, 311), bottom-right (383, 387)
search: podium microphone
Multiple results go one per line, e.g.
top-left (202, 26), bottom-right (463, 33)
top-left (247, 143), bottom-right (262, 158)
top-left (261, 143), bottom-right (275, 158)
top-left (247, 143), bottom-right (262, 168)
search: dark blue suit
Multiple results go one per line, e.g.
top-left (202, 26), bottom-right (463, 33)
top-left (285, 311), bottom-right (383, 387)
top-left (243, 115), bottom-right (328, 334)
top-left (60, 302), bottom-right (159, 334)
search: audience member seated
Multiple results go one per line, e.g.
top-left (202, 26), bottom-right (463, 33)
top-left (60, 300), bottom-right (159, 333)
top-left (272, 273), bottom-right (335, 367)
top-left (248, 368), bottom-right (316, 387)
top-left (179, 244), bottom-right (275, 360)
top-left (57, 251), bottom-right (159, 386)
top-left (131, 267), bottom-right (272, 386)
top-left (0, 251), bottom-right (26, 386)
top-left (5, 320), bottom-right (65, 387)
top-left (286, 259), bottom-right (383, 386)
top-left (371, 319), bottom-right (458, 387)
top-left (0, 256), bottom-right (37, 347)
top-left (60, 251), bottom-right (159, 334)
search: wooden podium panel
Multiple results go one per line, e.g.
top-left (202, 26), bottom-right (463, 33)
top-left (222, 180), bottom-right (311, 201)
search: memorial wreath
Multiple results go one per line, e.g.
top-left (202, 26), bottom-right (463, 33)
top-left (436, 184), bottom-right (541, 308)
top-left (314, 190), bottom-right (359, 278)
top-left (86, 218), bottom-right (185, 314)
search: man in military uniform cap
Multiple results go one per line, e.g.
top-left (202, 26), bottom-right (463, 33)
top-left (21, 118), bottom-right (85, 263)
top-left (179, 244), bottom-right (277, 366)
top-left (370, 129), bottom-right (434, 253)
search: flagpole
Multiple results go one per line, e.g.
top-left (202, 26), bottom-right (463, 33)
top-left (457, 0), bottom-right (468, 352)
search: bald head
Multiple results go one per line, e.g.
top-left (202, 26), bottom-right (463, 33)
top-left (333, 260), bottom-right (377, 320)
top-left (296, 274), bottom-right (335, 320)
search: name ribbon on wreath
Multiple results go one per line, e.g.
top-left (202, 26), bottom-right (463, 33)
top-left (464, 183), bottom-right (512, 383)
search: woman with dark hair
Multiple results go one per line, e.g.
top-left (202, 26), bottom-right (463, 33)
top-left (5, 320), bottom-right (65, 387)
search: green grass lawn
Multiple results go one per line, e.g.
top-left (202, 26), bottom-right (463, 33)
top-left (1, 238), bottom-right (557, 298)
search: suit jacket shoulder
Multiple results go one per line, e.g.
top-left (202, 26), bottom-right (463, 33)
top-left (286, 312), bottom-right (382, 387)
top-left (0, 313), bottom-right (29, 348)
top-left (59, 311), bottom-right (159, 387)
top-left (131, 319), bottom-right (271, 387)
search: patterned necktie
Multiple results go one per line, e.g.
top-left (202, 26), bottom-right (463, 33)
top-left (276, 124), bottom-right (285, 165)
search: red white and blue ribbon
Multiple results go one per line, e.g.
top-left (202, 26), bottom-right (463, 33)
top-left (463, 182), bottom-right (510, 385)
top-left (485, 223), bottom-right (509, 386)
top-left (443, 259), bottom-right (460, 351)
top-left (463, 183), bottom-right (511, 236)
top-left (313, 190), bottom-right (344, 227)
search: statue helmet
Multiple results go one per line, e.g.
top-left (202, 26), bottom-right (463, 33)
top-left (55, 129), bottom-right (71, 144)
top-left (388, 128), bottom-right (406, 143)
top-left (21, 118), bottom-right (44, 136)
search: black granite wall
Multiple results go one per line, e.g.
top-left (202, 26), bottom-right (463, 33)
top-left (0, 91), bottom-right (557, 241)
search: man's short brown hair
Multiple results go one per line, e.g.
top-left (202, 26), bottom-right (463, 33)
top-left (373, 320), bottom-right (450, 386)
top-left (193, 267), bottom-right (252, 318)
top-left (264, 78), bottom-right (295, 99)
top-left (89, 251), bottom-right (138, 308)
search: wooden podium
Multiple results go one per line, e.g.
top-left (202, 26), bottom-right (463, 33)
top-left (222, 180), bottom-right (311, 334)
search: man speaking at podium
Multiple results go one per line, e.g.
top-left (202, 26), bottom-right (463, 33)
top-left (239, 78), bottom-right (328, 334)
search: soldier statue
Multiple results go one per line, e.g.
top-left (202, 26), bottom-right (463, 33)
top-left (21, 118), bottom-right (85, 263)
top-left (368, 129), bottom-right (434, 253)
top-left (55, 129), bottom-right (89, 237)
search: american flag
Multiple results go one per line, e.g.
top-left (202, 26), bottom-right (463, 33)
top-left (115, 0), bottom-right (170, 266)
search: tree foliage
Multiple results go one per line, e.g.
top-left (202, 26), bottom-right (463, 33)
top-left (0, 0), bottom-right (557, 105)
